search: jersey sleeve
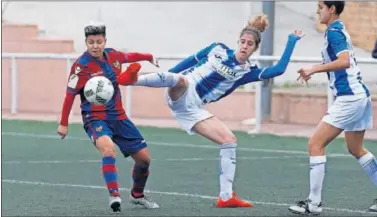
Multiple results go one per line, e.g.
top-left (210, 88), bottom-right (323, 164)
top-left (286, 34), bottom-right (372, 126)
top-left (116, 51), bottom-right (153, 63)
top-left (59, 63), bottom-right (88, 126)
top-left (66, 64), bottom-right (89, 95)
top-left (327, 29), bottom-right (348, 56)
top-left (168, 42), bottom-right (219, 73)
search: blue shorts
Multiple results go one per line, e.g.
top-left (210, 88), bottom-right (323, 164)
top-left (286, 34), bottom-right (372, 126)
top-left (84, 119), bottom-right (147, 158)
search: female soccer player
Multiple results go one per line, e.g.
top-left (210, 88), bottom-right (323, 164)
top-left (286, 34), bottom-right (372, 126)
top-left (57, 22), bottom-right (160, 212)
top-left (130, 14), bottom-right (305, 208)
top-left (288, 1), bottom-right (376, 215)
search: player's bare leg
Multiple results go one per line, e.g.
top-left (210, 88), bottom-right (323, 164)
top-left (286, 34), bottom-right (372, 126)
top-left (129, 148), bottom-right (159, 208)
top-left (345, 130), bottom-right (377, 212)
top-left (167, 76), bottom-right (189, 101)
top-left (96, 136), bottom-right (122, 212)
top-left (289, 121), bottom-right (342, 215)
top-left (192, 116), bottom-right (252, 208)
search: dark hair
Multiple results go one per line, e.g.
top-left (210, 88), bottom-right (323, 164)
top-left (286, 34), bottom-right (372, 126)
top-left (323, 1), bottom-right (345, 15)
top-left (84, 22), bottom-right (106, 38)
top-left (240, 14), bottom-right (268, 49)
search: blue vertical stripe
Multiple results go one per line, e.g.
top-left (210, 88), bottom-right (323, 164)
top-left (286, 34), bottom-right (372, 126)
top-left (196, 72), bottom-right (226, 99)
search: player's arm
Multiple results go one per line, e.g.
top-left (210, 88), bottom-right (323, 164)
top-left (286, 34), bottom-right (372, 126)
top-left (117, 51), bottom-right (158, 67)
top-left (59, 64), bottom-right (88, 128)
top-left (243, 34), bottom-right (300, 82)
top-left (169, 42), bottom-right (219, 73)
top-left (305, 29), bottom-right (350, 75)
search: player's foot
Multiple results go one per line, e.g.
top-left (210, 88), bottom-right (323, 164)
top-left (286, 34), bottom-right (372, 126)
top-left (130, 193), bottom-right (159, 209)
top-left (109, 196), bottom-right (121, 212)
top-left (216, 192), bottom-right (253, 208)
top-left (288, 199), bottom-right (322, 215)
top-left (368, 199), bottom-right (377, 212)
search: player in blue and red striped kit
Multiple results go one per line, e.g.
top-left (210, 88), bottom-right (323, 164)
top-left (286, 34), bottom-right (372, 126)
top-left (57, 22), bottom-right (159, 212)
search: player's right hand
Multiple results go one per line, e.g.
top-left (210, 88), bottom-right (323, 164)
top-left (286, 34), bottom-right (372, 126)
top-left (289, 30), bottom-right (305, 41)
top-left (57, 125), bottom-right (68, 139)
top-left (150, 56), bottom-right (159, 68)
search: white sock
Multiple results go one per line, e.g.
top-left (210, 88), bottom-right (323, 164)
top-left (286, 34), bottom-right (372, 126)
top-left (219, 143), bottom-right (237, 201)
top-left (308, 156), bottom-right (326, 205)
top-left (358, 152), bottom-right (377, 187)
top-left (132, 72), bottom-right (180, 87)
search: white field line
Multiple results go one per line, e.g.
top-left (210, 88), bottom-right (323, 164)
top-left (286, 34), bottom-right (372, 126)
top-left (2, 132), bottom-right (352, 158)
top-left (2, 179), bottom-right (373, 215)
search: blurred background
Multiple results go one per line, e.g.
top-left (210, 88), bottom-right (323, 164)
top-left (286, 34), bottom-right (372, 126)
top-left (2, 1), bottom-right (377, 136)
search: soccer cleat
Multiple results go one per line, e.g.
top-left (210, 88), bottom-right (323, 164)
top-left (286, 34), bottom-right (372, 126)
top-left (130, 194), bottom-right (159, 209)
top-left (216, 192), bottom-right (253, 208)
top-left (368, 199), bottom-right (377, 212)
top-left (109, 196), bottom-right (121, 212)
top-left (288, 199), bottom-right (322, 215)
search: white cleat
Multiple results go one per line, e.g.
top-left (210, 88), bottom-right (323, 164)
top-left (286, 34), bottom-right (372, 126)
top-left (288, 199), bottom-right (322, 215)
top-left (130, 194), bottom-right (159, 209)
top-left (369, 199), bottom-right (377, 212)
top-left (109, 196), bottom-right (121, 212)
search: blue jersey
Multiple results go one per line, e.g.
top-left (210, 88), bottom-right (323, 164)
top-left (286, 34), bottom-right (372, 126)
top-left (169, 35), bottom-right (299, 104)
top-left (322, 19), bottom-right (370, 98)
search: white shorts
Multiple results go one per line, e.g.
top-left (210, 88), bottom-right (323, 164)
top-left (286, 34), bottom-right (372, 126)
top-left (322, 96), bottom-right (373, 132)
top-left (165, 79), bottom-right (213, 135)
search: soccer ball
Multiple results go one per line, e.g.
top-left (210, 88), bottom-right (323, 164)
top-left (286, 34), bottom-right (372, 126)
top-left (84, 76), bottom-right (114, 105)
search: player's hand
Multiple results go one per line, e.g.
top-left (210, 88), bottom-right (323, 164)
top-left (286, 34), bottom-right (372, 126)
top-left (297, 66), bottom-right (314, 85)
top-left (57, 125), bottom-right (68, 139)
top-left (289, 30), bottom-right (306, 41)
top-left (150, 56), bottom-right (159, 68)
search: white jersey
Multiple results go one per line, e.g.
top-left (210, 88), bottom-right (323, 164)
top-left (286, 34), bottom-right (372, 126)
top-left (170, 42), bottom-right (264, 104)
top-left (322, 19), bottom-right (370, 98)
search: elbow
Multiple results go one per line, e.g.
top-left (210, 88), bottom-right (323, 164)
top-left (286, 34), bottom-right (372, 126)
top-left (275, 65), bottom-right (286, 76)
top-left (342, 59), bottom-right (351, 68)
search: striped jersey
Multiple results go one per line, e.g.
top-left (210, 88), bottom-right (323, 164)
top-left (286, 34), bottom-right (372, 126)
top-left (67, 48), bottom-right (127, 123)
top-left (322, 19), bottom-right (369, 98)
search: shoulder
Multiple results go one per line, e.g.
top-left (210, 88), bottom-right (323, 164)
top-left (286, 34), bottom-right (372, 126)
top-left (105, 48), bottom-right (117, 53)
top-left (206, 42), bottom-right (233, 57)
top-left (75, 52), bottom-right (90, 66)
top-left (72, 54), bottom-right (91, 73)
top-left (326, 25), bottom-right (346, 42)
top-left (105, 48), bottom-right (121, 57)
top-left (208, 42), bottom-right (231, 51)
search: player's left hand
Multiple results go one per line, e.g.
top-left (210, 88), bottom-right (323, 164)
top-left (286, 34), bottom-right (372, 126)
top-left (297, 66), bottom-right (314, 85)
top-left (150, 56), bottom-right (159, 68)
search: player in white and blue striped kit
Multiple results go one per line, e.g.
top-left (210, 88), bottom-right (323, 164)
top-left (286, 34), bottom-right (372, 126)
top-left (289, 1), bottom-right (376, 215)
top-left (132, 14), bottom-right (305, 208)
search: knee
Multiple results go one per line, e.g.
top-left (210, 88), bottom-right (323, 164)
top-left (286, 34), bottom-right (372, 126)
top-left (307, 137), bottom-right (324, 155)
top-left (348, 146), bottom-right (367, 159)
top-left (220, 133), bottom-right (237, 145)
top-left (175, 76), bottom-right (188, 88)
top-left (136, 157), bottom-right (151, 167)
top-left (96, 136), bottom-right (116, 157)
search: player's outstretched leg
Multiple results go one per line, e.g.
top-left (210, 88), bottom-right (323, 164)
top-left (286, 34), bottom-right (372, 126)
top-left (130, 148), bottom-right (159, 209)
top-left (133, 72), bottom-right (181, 88)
